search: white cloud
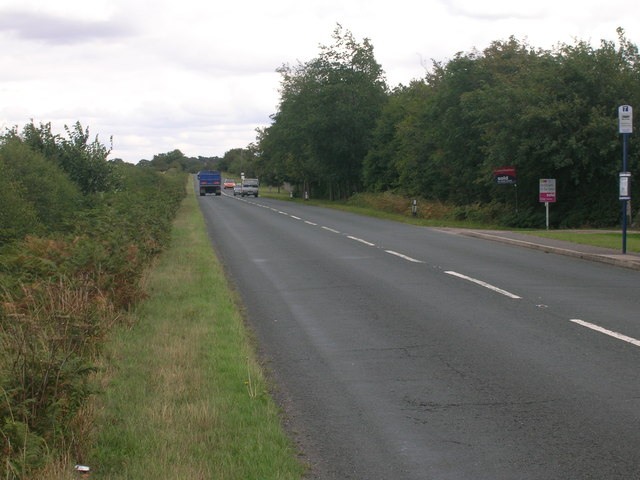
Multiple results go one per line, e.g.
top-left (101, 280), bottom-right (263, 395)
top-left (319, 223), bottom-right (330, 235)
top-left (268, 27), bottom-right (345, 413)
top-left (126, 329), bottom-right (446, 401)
top-left (0, 0), bottom-right (637, 163)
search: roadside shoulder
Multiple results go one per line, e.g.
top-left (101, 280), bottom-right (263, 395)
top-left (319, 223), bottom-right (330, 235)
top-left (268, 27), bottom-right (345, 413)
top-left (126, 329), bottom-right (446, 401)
top-left (434, 228), bottom-right (640, 271)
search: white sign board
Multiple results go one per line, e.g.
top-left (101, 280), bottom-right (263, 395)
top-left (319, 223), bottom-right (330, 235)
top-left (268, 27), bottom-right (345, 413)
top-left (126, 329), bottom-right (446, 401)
top-left (539, 178), bottom-right (556, 203)
top-left (619, 105), bottom-right (633, 134)
top-left (619, 172), bottom-right (631, 200)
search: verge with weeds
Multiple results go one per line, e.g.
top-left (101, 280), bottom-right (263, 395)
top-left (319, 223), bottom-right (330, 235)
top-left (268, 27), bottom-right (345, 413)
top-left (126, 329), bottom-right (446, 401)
top-left (0, 162), bottom-right (186, 478)
top-left (263, 190), bottom-right (639, 248)
top-left (88, 180), bottom-right (305, 479)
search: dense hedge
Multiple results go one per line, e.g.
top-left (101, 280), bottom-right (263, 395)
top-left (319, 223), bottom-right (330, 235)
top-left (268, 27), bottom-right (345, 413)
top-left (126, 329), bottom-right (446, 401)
top-left (0, 125), bottom-right (186, 478)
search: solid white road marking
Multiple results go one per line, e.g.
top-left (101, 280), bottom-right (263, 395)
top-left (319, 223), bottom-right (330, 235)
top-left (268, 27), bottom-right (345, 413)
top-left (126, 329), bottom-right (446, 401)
top-left (347, 236), bottom-right (375, 246)
top-left (570, 319), bottom-right (640, 347)
top-left (444, 271), bottom-right (521, 299)
top-left (385, 250), bottom-right (423, 263)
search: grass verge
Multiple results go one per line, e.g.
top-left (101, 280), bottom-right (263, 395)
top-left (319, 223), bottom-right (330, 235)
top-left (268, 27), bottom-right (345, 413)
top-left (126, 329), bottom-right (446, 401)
top-left (260, 190), bottom-right (497, 229)
top-left (87, 182), bottom-right (305, 479)
top-left (260, 190), bottom-right (639, 252)
top-left (523, 230), bottom-right (640, 253)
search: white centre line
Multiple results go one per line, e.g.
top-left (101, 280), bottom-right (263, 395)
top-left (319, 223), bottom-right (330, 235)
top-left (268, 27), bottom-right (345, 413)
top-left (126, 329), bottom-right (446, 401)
top-left (385, 250), bottom-right (423, 263)
top-left (570, 319), bottom-right (640, 347)
top-left (444, 271), bottom-right (521, 299)
top-left (347, 236), bottom-right (375, 246)
top-left (304, 221), bottom-right (318, 226)
top-left (322, 226), bottom-right (341, 234)
top-left (290, 215), bottom-right (301, 220)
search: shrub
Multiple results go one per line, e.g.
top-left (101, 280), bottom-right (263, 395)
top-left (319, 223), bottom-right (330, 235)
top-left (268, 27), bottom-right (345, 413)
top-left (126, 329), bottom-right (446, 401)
top-left (0, 162), bottom-right (186, 478)
top-left (348, 191), bottom-right (452, 219)
top-left (0, 160), bottom-right (41, 244)
top-left (0, 139), bottom-right (82, 235)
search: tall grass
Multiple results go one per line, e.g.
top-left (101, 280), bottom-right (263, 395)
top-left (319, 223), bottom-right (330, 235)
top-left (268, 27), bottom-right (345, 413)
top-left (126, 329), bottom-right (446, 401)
top-left (88, 181), bottom-right (305, 479)
top-left (0, 170), bottom-right (186, 479)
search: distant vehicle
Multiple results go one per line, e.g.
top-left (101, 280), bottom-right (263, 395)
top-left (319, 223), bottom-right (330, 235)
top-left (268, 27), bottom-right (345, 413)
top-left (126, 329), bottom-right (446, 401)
top-left (223, 178), bottom-right (236, 189)
top-left (197, 170), bottom-right (222, 196)
top-left (233, 184), bottom-right (242, 196)
top-left (241, 178), bottom-right (259, 197)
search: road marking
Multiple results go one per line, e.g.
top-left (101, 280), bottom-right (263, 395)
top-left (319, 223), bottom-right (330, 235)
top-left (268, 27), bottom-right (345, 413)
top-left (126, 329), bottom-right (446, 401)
top-left (305, 221), bottom-right (318, 226)
top-left (385, 250), bottom-right (423, 263)
top-left (444, 271), bottom-right (521, 299)
top-left (347, 236), bottom-right (375, 246)
top-left (570, 319), bottom-right (640, 347)
top-left (290, 215), bottom-right (301, 220)
top-left (322, 226), bottom-right (341, 234)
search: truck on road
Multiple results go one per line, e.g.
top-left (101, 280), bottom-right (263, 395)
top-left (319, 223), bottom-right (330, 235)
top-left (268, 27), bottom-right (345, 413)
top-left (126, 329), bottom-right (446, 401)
top-left (197, 170), bottom-right (222, 196)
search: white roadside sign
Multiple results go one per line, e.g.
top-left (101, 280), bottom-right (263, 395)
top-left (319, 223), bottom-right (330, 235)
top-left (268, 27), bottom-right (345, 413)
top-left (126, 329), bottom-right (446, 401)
top-left (619, 105), bottom-right (633, 134)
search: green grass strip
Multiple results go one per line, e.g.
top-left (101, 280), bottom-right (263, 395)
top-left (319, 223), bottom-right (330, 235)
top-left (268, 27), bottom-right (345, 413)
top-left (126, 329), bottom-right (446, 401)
top-left (523, 231), bottom-right (640, 253)
top-left (89, 182), bottom-right (305, 479)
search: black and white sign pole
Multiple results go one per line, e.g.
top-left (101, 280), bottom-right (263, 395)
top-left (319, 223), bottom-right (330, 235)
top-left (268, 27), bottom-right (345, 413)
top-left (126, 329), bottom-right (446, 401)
top-left (618, 106), bottom-right (632, 254)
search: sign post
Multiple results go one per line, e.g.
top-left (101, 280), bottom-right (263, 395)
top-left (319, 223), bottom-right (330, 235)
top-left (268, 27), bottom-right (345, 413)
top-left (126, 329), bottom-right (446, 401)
top-left (493, 167), bottom-right (518, 213)
top-left (539, 179), bottom-right (556, 230)
top-left (618, 105), bottom-right (633, 254)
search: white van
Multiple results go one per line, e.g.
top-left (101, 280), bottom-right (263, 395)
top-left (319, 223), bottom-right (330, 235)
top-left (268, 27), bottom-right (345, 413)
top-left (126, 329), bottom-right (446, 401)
top-left (241, 178), bottom-right (259, 197)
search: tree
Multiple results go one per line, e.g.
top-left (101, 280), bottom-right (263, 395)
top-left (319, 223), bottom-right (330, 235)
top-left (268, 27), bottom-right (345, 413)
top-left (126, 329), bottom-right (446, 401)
top-left (259, 25), bottom-right (388, 199)
top-left (11, 121), bottom-right (121, 195)
top-left (364, 30), bottom-right (640, 227)
top-left (223, 147), bottom-right (255, 176)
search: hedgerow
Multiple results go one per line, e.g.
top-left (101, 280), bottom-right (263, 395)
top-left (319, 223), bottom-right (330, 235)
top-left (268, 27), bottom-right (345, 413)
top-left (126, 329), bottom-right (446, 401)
top-left (0, 125), bottom-right (186, 478)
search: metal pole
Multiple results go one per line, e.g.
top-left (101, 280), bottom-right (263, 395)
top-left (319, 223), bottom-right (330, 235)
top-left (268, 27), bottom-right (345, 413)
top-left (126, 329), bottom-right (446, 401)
top-left (622, 133), bottom-right (629, 254)
top-left (545, 202), bottom-right (550, 230)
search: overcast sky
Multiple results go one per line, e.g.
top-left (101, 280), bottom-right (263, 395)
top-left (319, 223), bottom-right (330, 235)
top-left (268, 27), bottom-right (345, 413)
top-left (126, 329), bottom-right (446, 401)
top-left (1, 0), bottom-right (637, 163)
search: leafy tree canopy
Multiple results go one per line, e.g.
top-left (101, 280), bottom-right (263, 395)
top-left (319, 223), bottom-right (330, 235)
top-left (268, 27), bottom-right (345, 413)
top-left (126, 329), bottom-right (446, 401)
top-left (260, 24), bottom-right (388, 199)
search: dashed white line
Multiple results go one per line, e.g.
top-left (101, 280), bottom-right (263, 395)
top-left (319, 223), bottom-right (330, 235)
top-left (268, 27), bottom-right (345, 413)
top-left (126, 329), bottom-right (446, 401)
top-left (570, 319), bottom-right (640, 347)
top-left (385, 250), bottom-right (423, 263)
top-left (322, 226), bottom-right (341, 234)
top-left (304, 221), bottom-right (318, 226)
top-left (444, 271), bottom-right (521, 299)
top-left (290, 215), bottom-right (301, 220)
top-left (347, 236), bottom-right (375, 246)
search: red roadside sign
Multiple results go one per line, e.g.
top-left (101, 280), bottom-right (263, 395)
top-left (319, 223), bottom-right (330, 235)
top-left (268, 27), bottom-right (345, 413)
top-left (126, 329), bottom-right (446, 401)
top-left (493, 167), bottom-right (517, 184)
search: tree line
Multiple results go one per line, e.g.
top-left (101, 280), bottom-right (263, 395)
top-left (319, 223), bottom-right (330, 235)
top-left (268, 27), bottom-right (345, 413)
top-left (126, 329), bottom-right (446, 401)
top-left (252, 26), bottom-right (640, 227)
top-left (137, 147), bottom-right (258, 178)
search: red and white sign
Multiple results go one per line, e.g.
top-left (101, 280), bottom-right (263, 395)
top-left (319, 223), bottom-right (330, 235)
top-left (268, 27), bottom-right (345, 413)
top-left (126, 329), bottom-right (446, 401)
top-left (539, 179), bottom-right (556, 203)
top-left (493, 167), bottom-right (517, 184)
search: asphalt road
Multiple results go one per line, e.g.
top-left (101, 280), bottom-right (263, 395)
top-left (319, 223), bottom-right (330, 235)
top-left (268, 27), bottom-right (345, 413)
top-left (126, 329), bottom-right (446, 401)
top-left (198, 191), bottom-right (640, 480)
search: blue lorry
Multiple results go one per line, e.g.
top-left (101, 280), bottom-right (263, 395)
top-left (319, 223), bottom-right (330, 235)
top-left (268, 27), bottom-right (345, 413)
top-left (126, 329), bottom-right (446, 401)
top-left (197, 170), bottom-right (222, 196)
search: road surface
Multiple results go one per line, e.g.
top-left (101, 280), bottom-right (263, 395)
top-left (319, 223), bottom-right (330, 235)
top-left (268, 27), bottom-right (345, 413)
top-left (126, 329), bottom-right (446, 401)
top-left (198, 192), bottom-right (640, 479)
